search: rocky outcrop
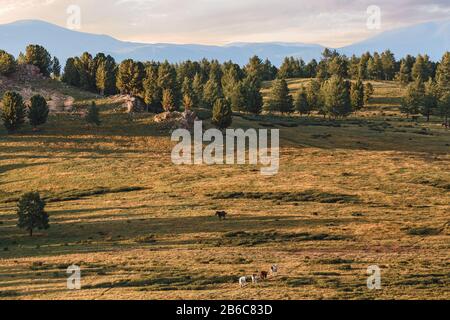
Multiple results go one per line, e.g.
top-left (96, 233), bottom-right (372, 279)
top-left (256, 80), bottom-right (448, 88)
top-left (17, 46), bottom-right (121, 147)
top-left (154, 110), bottom-right (199, 131)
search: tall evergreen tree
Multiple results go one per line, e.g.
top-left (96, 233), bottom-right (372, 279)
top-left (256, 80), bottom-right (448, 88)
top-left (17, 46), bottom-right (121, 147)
top-left (422, 78), bottom-right (438, 122)
top-left (436, 52), bottom-right (450, 97)
top-left (212, 98), bottom-right (232, 130)
top-left (117, 59), bottom-right (145, 95)
top-left (397, 60), bottom-right (411, 85)
top-left (381, 50), bottom-right (396, 80)
top-left (412, 54), bottom-right (432, 81)
top-left (1, 91), bottom-right (25, 133)
top-left (86, 101), bottom-right (101, 126)
top-left (265, 79), bottom-right (293, 114)
top-left (143, 64), bottom-right (161, 109)
top-left (25, 45), bottom-right (52, 76)
top-left (306, 80), bottom-right (321, 111)
top-left (0, 50), bottom-right (17, 75)
top-left (162, 89), bottom-right (176, 112)
top-left (438, 91), bottom-right (450, 124)
top-left (364, 82), bottom-right (374, 105)
top-left (95, 55), bottom-right (117, 95)
top-left (192, 73), bottom-right (204, 107)
top-left (203, 78), bottom-right (223, 109)
top-left (51, 57), bottom-right (61, 78)
top-left (294, 86), bottom-right (311, 115)
top-left (400, 77), bottom-right (425, 118)
top-left (321, 75), bottom-right (352, 118)
top-left (243, 76), bottom-right (263, 114)
top-left (17, 192), bottom-right (49, 237)
top-left (62, 58), bottom-right (80, 86)
top-left (28, 94), bottom-right (49, 129)
top-left (350, 79), bottom-right (365, 111)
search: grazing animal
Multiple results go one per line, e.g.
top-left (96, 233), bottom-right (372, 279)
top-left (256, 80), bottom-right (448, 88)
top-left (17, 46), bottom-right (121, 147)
top-left (215, 211), bottom-right (227, 220)
top-left (251, 274), bottom-right (260, 284)
top-left (271, 265), bottom-right (278, 276)
top-left (239, 276), bottom-right (247, 288)
top-left (260, 271), bottom-right (268, 280)
top-left (442, 122), bottom-right (449, 129)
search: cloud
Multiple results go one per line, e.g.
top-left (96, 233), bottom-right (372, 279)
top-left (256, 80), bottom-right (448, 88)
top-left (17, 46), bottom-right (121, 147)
top-left (0, 0), bottom-right (448, 46)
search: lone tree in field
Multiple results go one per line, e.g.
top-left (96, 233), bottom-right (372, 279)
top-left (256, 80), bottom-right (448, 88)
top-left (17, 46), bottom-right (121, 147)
top-left (350, 79), bottom-right (365, 111)
top-left (0, 50), bottom-right (17, 76)
top-left (25, 45), bottom-right (52, 76)
top-left (265, 79), bottom-right (293, 114)
top-left (294, 86), bottom-right (311, 116)
top-left (1, 91), bottom-right (26, 133)
top-left (17, 192), bottom-right (49, 237)
top-left (28, 95), bottom-right (49, 130)
top-left (212, 98), bottom-right (232, 130)
top-left (86, 101), bottom-right (101, 126)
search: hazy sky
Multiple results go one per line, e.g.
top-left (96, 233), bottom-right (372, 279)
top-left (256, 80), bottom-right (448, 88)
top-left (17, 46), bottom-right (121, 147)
top-left (0, 0), bottom-right (449, 47)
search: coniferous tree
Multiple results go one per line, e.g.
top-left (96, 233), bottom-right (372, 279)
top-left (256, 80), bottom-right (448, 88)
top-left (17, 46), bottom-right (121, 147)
top-left (162, 89), bottom-right (177, 112)
top-left (143, 64), bottom-right (161, 109)
top-left (400, 77), bottom-right (425, 118)
top-left (212, 98), bottom-right (232, 130)
top-left (438, 91), bottom-right (450, 124)
top-left (76, 52), bottom-right (96, 91)
top-left (305, 59), bottom-right (318, 78)
top-left (62, 58), bottom-right (80, 86)
top-left (364, 82), bottom-right (374, 105)
top-left (17, 192), bottom-right (49, 237)
top-left (117, 59), bottom-right (145, 95)
top-left (436, 52), bottom-right (450, 97)
top-left (412, 54), bottom-right (432, 81)
top-left (294, 86), bottom-right (311, 115)
top-left (51, 57), bottom-right (61, 78)
top-left (422, 78), bottom-right (438, 122)
top-left (203, 77), bottom-right (223, 109)
top-left (321, 75), bottom-right (352, 118)
top-left (28, 94), bottom-right (49, 129)
top-left (265, 79), bottom-right (293, 114)
top-left (229, 81), bottom-right (246, 112)
top-left (244, 55), bottom-right (264, 84)
top-left (243, 76), bottom-right (263, 114)
top-left (306, 80), bottom-right (321, 111)
top-left (1, 91), bottom-right (25, 133)
top-left (0, 50), bottom-right (17, 75)
top-left (96, 55), bottom-right (117, 95)
top-left (86, 101), bottom-right (101, 126)
top-left (381, 50), bottom-right (396, 80)
top-left (350, 79), bottom-right (365, 111)
top-left (397, 61), bottom-right (411, 85)
top-left (25, 45), bottom-right (52, 76)
top-left (192, 73), bottom-right (204, 107)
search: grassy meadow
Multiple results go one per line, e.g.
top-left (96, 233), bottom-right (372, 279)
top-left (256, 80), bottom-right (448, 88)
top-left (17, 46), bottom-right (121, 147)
top-left (0, 80), bottom-right (449, 300)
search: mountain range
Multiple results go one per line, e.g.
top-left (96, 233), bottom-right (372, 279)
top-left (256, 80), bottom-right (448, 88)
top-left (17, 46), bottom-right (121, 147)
top-left (0, 19), bottom-right (448, 66)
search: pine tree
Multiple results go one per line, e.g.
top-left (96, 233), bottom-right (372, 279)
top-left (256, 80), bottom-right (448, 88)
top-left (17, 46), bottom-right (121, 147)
top-left (436, 52), bottom-right (450, 97)
top-left (306, 80), bottom-right (321, 111)
top-left (422, 78), bottom-right (438, 121)
top-left (86, 101), bottom-right (101, 126)
top-left (1, 91), bottom-right (25, 133)
top-left (229, 81), bottom-right (246, 112)
top-left (0, 50), bottom-right (17, 76)
top-left (265, 79), bottom-right (293, 114)
top-left (117, 59), bottom-right (145, 95)
top-left (25, 45), bottom-right (52, 76)
top-left (321, 75), bottom-right (352, 118)
top-left (95, 55), bottom-right (117, 95)
top-left (76, 52), bottom-right (96, 91)
top-left (401, 77), bottom-right (425, 118)
top-left (51, 57), bottom-right (61, 78)
top-left (350, 79), bottom-right (365, 111)
top-left (61, 58), bottom-right (80, 86)
top-left (244, 55), bottom-right (264, 84)
top-left (397, 61), bottom-right (411, 85)
top-left (294, 86), bottom-right (311, 115)
top-left (162, 89), bottom-right (176, 112)
top-left (192, 73), bottom-right (204, 107)
top-left (412, 55), bottom-right (431, 81)
top-left (183, 94), bottom-right (194, 111)
top-left (212, 98), bottom-right (232, 130)
top-left (143, 64), bottom-right (161, 108)
top-left (203, 78), bottom-right (223, 109)
top-left (28, 95), bottom-right (49, 129)
top-left (243, 76), bottom-right (263, 114)
top-left (364, 82), bottom-right (374, 105)
top-left (182, 77), bottom-right (196, 108)
top-left (328, 56), bottom-right (348, 78)
top-left (381, 50), bottom-right (396, 80)
top-left (17, 192), bottom-right (49, 237)
top-left (438, 91), bottom-right (450, 124)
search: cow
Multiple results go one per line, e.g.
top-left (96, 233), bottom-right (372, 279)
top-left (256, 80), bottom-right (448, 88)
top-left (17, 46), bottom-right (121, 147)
top-left (239, 276), bottom-right (247, 288)
top-left (215, 211), bottom-right (227, 220)
top-left (271, 265), bottom-right (278, 276)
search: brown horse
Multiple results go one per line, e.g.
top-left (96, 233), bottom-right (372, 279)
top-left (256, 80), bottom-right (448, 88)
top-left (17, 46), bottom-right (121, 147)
top-left (215, 211), bottom-right (227, 220)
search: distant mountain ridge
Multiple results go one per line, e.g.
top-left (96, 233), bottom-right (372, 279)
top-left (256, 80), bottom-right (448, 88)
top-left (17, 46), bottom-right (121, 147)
top-left (0, 19), bottom-right (448, 66)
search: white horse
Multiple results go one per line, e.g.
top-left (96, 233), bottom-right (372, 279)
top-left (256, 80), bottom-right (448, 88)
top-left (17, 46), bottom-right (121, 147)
top-left (239, 276), bottom-right (247, 288)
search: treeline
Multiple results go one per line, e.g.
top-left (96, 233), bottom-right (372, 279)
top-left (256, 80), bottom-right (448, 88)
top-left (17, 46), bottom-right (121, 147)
top-left (0, 44), bottom-right (449, 124)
